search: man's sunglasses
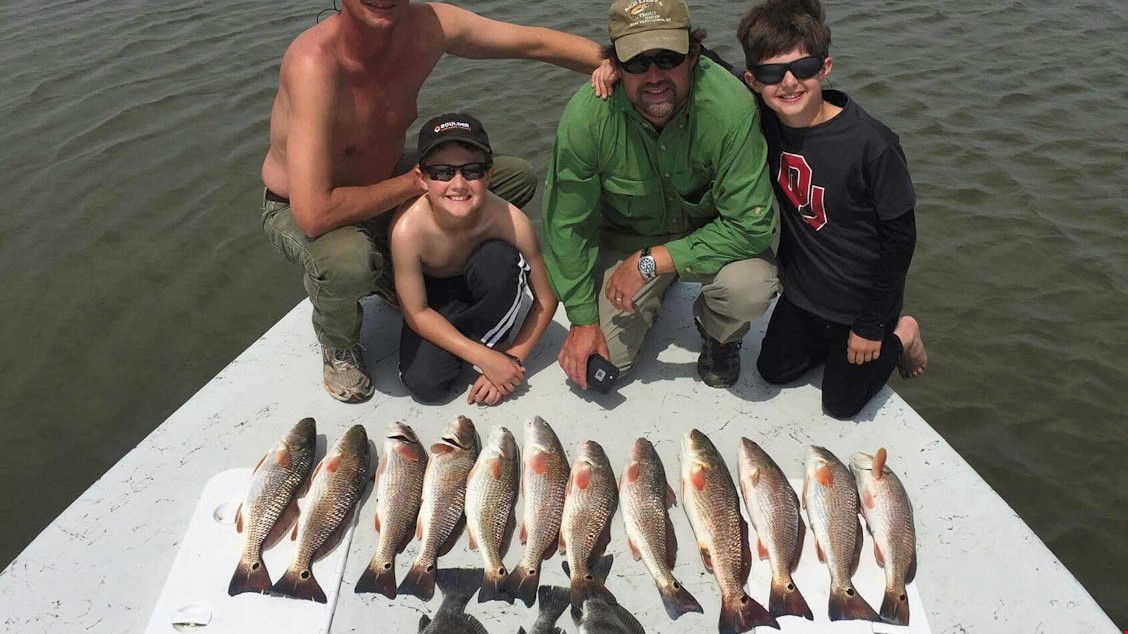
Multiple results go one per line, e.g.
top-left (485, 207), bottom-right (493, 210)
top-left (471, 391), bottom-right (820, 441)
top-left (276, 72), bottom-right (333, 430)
top-left (749, 56), bottom-right (824, 84)
top-left (421, 162), bottom-right (491, 182)
top-left (618, 50), bottom-right (687, 75)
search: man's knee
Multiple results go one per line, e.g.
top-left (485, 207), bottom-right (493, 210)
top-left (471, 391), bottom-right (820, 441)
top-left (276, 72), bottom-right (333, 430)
top-left (489, 156), bottom-right (537, 210)
top-left (308, 228), bottom-right (380, 294)
top-left (704, 257), bottom-right (780, 321)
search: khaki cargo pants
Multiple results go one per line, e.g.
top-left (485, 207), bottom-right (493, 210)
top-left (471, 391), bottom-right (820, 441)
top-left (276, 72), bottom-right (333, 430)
top-left (261, 155), bottom-right (537, 349)
top-left (595, 250), bottom-right (779, 374)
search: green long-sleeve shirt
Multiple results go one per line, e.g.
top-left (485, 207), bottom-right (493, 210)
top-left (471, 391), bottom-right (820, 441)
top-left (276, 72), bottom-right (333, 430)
top-left (542, 57), bottom-right (776, 326)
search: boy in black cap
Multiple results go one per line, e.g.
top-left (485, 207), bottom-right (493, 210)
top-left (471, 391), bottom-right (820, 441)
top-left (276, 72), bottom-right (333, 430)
top-left (389, 113), bottom-right (558, 405)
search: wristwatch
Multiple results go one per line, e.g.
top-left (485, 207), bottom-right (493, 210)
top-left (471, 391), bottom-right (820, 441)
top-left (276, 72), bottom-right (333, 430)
top-left (637, 247), bottom-right (657, 280)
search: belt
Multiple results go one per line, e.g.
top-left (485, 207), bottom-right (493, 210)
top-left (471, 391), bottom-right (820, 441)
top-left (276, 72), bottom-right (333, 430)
top-left (263, 188), bottom-right (290, 204)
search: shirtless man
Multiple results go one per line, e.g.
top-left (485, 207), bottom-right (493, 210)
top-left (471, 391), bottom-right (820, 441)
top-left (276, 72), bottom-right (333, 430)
top-left (260, 0), bottom-right (608, 402)
top-left (390, 114), bottom-right (557, 405)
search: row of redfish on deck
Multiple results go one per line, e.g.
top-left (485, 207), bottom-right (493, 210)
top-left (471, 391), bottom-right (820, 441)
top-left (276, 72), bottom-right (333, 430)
top-left (225, 415), bottom-right (917, 633)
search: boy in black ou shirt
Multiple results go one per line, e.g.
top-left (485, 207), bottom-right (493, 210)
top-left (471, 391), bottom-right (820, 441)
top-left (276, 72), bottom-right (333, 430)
top-left (737, 0), bottom-right (927, 419)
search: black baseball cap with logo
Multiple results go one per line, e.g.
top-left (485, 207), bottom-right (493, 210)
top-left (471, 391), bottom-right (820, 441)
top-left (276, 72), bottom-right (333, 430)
top-left (417, 113), bottom-right (493, 163)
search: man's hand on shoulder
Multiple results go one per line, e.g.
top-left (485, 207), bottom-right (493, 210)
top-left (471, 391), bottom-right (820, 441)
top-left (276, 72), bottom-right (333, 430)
top-left (558, 323), bottom-right (610, 390)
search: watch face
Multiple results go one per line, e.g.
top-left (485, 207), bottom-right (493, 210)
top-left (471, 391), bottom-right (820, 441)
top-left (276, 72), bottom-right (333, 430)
top-left (639, 256), bottom-right (656, 278)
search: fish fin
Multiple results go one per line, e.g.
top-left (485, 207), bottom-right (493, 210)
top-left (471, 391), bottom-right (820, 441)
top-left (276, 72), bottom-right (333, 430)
top-left (665, 514), bottom-right (678, 569)
top-left (538, 584), bottom-right (571, 622)
top-left (880, 582), bottom-right (911, 625)
top-left (790, 516), bottom-right (806, 573)
top-left (397, 523), bottom-right (415, 554)
top-left (477, 567), bottom-right (514, 604)
top-left (541, 533), bottom-right (559, 561)
top-left (719, 593), bottom-right (778, 634)
top-left (739, 514), bottom-right (752, 581)
top-left (275, 447), bottom-right (291, 469)
top-left (227, 556), bottom-right (271, 596)
top-left (574, 462), bottom-right (593, 490)
top-left (272, 566), bottom-right (327, 603)
top-left (659, 578), bottom-right (703, 620)
top-left (234, 504), bottom-right (244, 533)
top-left (626, 460), bottom-right (641, 483)
top-left (415, 520), bottom-right (423, 541)
top-left (699, 544), bottom-right (714, 573)
top-left (906, 550), bottom-right (918, 584)
top-left (873, 448), bottom-right (887, 478)
top-left (530, 450), bottom-right (548, 475)
top-left (501, 560), bottom-right (541, 608)
top-left (290, 522), bottom-right (299, 541)
top-left (326, 453), bottom-right (342, 474)
top-left (501, 507), bottom-right (517, 559)
top-left (747, 465), bottom-right (761, 487)
top-left (398, 559), bottom-right (437, 601)
top-left (431, 443), bottom-right (454, 455)
top-left (815, 464), bottom-right (833, 487)
top-left (814, 537), bottom-right (825, 564)
top-left (308, 458), bottom-right (325, 486)
top-left (374, 511), bottom-right (381, 534)
top-left (757, 536), bottom-right (769, 561)
top-left (690, 464), bottom-right (707, 491)
top-left (516, 629), bottom-right (525, 634)
top-left (558, 531), bottom-right (567, 556)
top-left (313, 516), bottom-right (351, 562)
top-left (395, 442), bottom-right (422, 461)
top-left (487, 457), bottom-right (501, 479)
top-left (850, 518), bottom-right (864, 576)
top-left (769, 574), bottom-right (813, 621)
top-left (354, 558), bottom-right (397, 599)
top-left (874, 542), bottom-right (885, 568)
top-left (418, 615), bottom-right (431, 632)
top-left (828, 584), bottom-right (879, 622)
top-left (564, 469), bottom-right (574, 498)
top-left (250, 452), bottom-right (268, 475)
top-left (519, 520), bottom-right (527, 545)
top-left (627, 536), bottom-right (641, 561)
top-left (263, 498), bottom-right (300, 551)
top-left (666, 482), bottom-right (678, 508)
top-left (800, 476), bottom-right (808, 509)
top-left (590, 515), bottom-right (613, 562)
top-left (468, 530), bottom-right (479, 552)
top-left (439, 515), bottom-right (466, 557)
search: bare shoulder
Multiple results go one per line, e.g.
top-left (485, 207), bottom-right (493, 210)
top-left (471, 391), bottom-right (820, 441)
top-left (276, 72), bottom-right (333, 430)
top-left (280, 22), bottom-right (339, 86)
top-left (389, 196), bottom-right (431, 246)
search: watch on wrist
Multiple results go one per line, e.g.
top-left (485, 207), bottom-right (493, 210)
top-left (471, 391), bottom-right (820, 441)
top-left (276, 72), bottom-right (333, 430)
top-left (637, 247), bottom-right (657, 280)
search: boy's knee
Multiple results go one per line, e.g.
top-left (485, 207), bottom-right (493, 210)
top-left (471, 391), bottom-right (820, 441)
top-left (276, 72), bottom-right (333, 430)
top-left (400, 367), bottom-right (455, 403)
top-left (756, 351), bottom-right (805, 385)
top-left (822, 391), bottom-right (865, 420)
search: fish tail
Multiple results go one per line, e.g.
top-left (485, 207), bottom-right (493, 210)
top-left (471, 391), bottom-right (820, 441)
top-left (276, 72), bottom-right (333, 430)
top-left (227, 556), bottom-right (272, 596)
top-left (828, 583), bottom-right (879, 622)
top-left (719, 593), bottom-right (779, 634)
top-left (354, 561), bottom-right (397, 599)
top-left (537, 585), bottom-right (571, 623)
top-left (501, 561), bottom-right (541, 608)
top-left (477, 566), bottom-right (514, 604)
top-left (769, 574), bottom-right (813, 620)
top-left (658, 578), bottom-right (703, 620)
top-left (271, 566), bottom-right (327, 603)
top-left (879, 582), bottom-right (910, 625)
top-left (568, 570), bottom-right (615, 615)
top-left (398, 559), bottom-right (437, 601)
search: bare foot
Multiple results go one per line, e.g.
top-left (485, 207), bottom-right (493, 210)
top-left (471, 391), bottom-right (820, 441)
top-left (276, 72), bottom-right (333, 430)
top-left (894, 315), bottom-right (928, 379)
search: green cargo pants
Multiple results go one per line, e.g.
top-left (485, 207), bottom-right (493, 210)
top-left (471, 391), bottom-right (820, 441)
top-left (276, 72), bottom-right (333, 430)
top-left (261, 154), bottom-right (537, 349)
top-left (595, 250), bottom-right (780, 374)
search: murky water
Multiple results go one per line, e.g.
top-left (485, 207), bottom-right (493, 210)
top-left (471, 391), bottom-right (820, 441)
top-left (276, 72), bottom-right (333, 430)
top-left (1, 0), bottom-right (1125, 624)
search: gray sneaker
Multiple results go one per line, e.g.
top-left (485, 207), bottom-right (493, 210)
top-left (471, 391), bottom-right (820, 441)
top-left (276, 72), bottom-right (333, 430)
top-left (322, 345), bottom-right (374, 403)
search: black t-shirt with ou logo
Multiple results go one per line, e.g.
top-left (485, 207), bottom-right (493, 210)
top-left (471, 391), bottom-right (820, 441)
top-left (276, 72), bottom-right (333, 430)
top-left (757, 90), bottom-right (917, 338)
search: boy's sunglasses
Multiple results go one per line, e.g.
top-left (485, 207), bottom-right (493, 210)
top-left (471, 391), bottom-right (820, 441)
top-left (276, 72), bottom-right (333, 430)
top-left (421, 162), bottom-right (491, 182)
top-left (618, 50), bottom-right (687, 75)
top-left (749, 56), bottom-right (824, 84)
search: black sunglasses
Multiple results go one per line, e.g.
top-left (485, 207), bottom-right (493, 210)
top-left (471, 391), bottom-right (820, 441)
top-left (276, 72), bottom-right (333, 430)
top-left (618, 50), bottom-right (687, 75)
top-left (421, 162), bottom-right (491, 182)
top-left (749, 56), bottom-right (824, 84)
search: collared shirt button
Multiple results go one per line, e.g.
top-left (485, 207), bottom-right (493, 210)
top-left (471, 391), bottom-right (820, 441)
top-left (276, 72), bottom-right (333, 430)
top-left (664, 172), bottom-right (671, 178)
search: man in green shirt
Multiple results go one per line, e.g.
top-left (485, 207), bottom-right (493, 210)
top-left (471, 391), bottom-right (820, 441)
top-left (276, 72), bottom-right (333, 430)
top-left (543, 0), bottom-right (779, 389)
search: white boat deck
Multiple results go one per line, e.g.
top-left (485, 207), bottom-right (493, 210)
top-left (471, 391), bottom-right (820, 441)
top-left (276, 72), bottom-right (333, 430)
top-left (0, 286), bottom-right (1117, 633)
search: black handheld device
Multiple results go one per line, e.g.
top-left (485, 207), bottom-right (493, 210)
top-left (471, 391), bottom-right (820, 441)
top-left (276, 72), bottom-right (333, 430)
top-left (586, 354), bottom-right (620, 394)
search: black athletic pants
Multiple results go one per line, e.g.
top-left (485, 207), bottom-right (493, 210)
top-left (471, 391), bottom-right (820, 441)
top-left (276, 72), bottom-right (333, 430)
top-left (756, 294), bottom-right (903, 419)
top-left (398, 240), bottom-right (529, 403)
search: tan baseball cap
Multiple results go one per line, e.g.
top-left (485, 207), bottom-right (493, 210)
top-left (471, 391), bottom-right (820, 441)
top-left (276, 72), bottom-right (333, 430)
top-left (608, 0), bottom-right (692, 62)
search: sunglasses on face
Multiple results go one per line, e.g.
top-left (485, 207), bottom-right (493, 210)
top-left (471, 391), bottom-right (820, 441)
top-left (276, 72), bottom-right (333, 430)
top-left (421, 162), bottom-right (491, 182)
top-left (749, 55), bottom-right (824, 84)
top-left (618, 50), bottom-right (687, 75)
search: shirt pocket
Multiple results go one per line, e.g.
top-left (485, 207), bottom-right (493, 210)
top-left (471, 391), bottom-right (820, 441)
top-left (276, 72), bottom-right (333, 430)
top-left (674, 169), bottom-right (716, 229)
top-left (600, 174), bottom-right (662, 221)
